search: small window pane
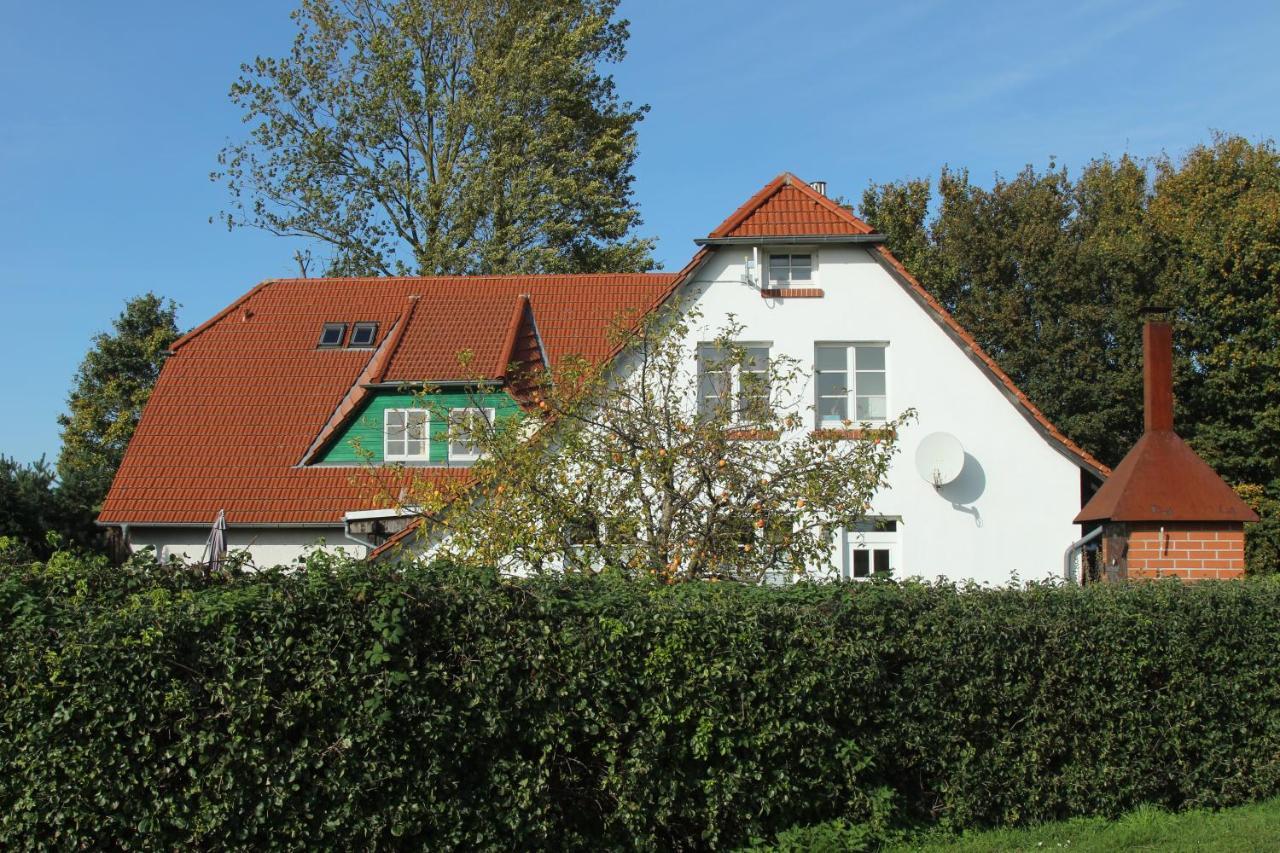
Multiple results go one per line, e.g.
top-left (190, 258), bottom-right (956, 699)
top-left (816, 373), bottom-right (847, 398)
top-left (855, 346), bottom-right (885, 370)
top-left (743, 346), bottom-right (770, 371)
top-left (856, 396), bottom-right (887, 420)
top-left (407, 411), bottom-right (427, 439)
top-left (873, 549), bottom-right (891, 576)
top-left (856, 371), bottom-right (886, 396)
top-left (852, 549), bottom-right (870, 578)
top-left (815, 346), bottom-right (847, 371)
top-left (819, 397), bottom-right (848, 423)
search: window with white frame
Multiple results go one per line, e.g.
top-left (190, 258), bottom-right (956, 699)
top-left (844, 518), bottom-right (899, 579)
top-left (697, 343), bottom-right (771, 422)
top-left (814, 343), bottom-right (887, 426)
top-left (447, 407), bottom-right (494, 463)
top-left (384, 409), bottom-right (429, 461)
top-left (767, 252), bottom-right (814, 287)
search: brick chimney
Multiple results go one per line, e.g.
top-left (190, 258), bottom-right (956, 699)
top-left (1074, 315), bottom-right (1258, 581)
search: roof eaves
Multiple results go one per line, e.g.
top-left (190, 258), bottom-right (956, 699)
top-left (707, 173), bottom-right (790, 238)
top-left (366, 518), bottom-right (424, 562)
top-left (595, 247), bottom-right (715, 368)
top-left (867, 245), bottom-right (1111, 479)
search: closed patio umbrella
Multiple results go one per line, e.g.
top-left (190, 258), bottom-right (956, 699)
top-left (202, 509), bottom-right (227, 571)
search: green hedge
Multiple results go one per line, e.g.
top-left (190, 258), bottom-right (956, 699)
top-left (3, 553), bottom-right (1280, 849)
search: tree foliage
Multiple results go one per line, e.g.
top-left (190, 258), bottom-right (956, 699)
top-left (216, 0), bottom-right (652, 276)
top-left (397, 308), bottom-right (907, 581)
top-left (0, 457), bottom-right (61, 560)
top-left (861, 134), bottom-right (1280, 572)
top-left (56, 294), bottom-right (179, 524)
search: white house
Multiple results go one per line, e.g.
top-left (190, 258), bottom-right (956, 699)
top-left (100, 173), bottom-right (1108, 583)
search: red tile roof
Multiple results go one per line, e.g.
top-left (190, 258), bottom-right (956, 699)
top-left (100, 274), bottom-right (677, 526)
top-left (709, 172), bottom-right (874, 238)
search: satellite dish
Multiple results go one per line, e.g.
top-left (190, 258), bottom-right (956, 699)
top-left (915, 432), bottom-right (965, 489)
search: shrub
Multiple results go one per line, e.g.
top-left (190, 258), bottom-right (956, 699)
top-left (2, 555), bottom-right (1280, 849)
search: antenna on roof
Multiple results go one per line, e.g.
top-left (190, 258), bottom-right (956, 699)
top-left (294, 249), bottom-right (313, 278)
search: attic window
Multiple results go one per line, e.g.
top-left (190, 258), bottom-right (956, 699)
top-left (318, 323), bottom-right (346, 348)
top-left (767, 252), bottom-right (814, 286)
top-left (349, 322), bottom-right (378, 348)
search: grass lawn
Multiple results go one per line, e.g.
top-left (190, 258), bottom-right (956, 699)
top-left (886, 797), bottom-right (1280, 852)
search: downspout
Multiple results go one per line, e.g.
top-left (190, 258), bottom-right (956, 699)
top-left (342, 520), bottom-right (374, 556)
top-left (1063, 526), bottom-right (1103, 584)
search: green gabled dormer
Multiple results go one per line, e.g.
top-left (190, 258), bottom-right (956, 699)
top-left (299, 292), bottom-right (547, 468)
top-left (315, 386), bottom-right (523, 466)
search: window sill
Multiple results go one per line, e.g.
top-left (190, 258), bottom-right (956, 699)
top-left (761, 288), bottom-right (824, 299)
top-left (811, 427), bottom-right (896, 441)
top-left (725, 428), bottom-right (781, 441)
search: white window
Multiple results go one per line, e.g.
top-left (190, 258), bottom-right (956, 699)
top-left (815, 343), bottom-right (887, 426)
top-left (384, 409), bottom-right (429, 461)
top-left (767, 252), bottom-right (814, 287)
top-left (844, 518), bottom-right (899, 579)
top-left (697, 343), bottom-right (771, 422)
top-left (447, 407), bottom-right (494, 463)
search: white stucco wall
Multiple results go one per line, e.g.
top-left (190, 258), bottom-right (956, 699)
top-left (673, 245), bottom-right (1087, 585)
top-left (127, 526), bottom-right (366, 568)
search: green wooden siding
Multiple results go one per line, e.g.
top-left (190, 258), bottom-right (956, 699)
top-left (317, 389), bottom-right (521, 465)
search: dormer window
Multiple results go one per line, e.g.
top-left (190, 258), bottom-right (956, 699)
top-left (448, 407), bottom-right (494, 463)
top-left (318, 323), bottom-right (346, 348)
top-left (349, 322), bottom-right (378, 348)
top-left (767, 252), bottom-right (813, 287)
top-left (384, 409), bottom-right (429, 461)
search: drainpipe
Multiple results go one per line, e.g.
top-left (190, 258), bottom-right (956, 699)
top-left (342, 521), bottom-right (374, 557)
top-left (1063, 526), bottom-right (1103, 584)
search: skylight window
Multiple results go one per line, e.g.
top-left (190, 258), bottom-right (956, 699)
top-left (349, 322), bottom-right (378, 348)
top-left (318, 323), bottom-right (346, 348)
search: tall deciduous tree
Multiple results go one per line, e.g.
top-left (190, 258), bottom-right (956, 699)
top-left (216, 0), bottom-right (653, 276)
top-left (860, 134), bottom-right (1280, 572)
top-left (57, 294), bottom-right (180, 522)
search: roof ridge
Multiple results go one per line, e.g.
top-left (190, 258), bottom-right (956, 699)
top-left (707, 172), bottom-right (874, 239)
top-left (494, 294), bottom-right (533, 379)
top-left (372, 294), bottom-right (419, 383)
top-left (269, 272), bottom-right (679, 285)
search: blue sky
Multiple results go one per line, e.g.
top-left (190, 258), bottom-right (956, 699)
top-left (2, 0), bottom-right (1278, 467)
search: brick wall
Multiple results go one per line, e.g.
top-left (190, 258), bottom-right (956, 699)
top-left (1125, 521), bottom-right (1246, 580)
